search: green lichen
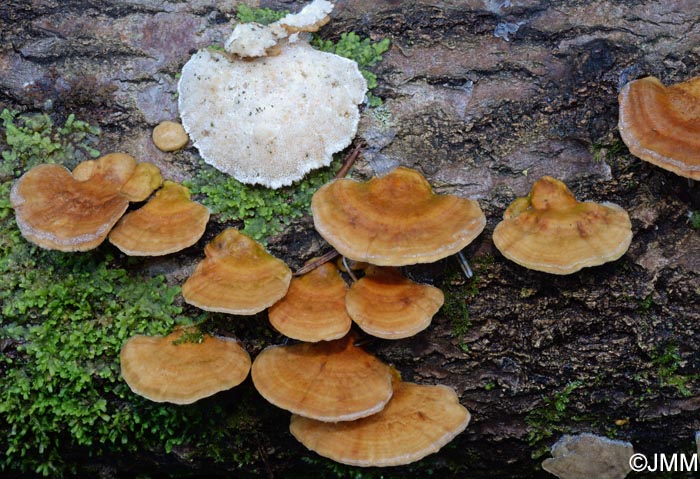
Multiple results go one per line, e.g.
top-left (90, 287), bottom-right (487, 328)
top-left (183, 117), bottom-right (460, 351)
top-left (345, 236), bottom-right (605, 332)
top-left (0, 111), bottom-right (238, 477)
top-left (185, 158), bottom-right (340, 244)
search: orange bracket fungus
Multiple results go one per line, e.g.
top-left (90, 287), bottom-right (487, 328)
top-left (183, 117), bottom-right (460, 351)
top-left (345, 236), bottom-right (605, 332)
top-left (108, 181), bottom-right (209, 256)
top-left (619, 76), bottom-right (700, 180)
top-left (119, 162), bottom-right (163, 202)
top-left (290, 378), bottom-right (470, 467)
top-left (251, 335), bottom-right (393, 422)
top-left (182, 228), bottom-right (292, 315)
top-left (72, 152), bottom-right (163, 202)
top-left (120, 329), bottom-right (251, 405)
top-left (177, 0), bottom-right (367, 188)
top-left (345, 266), bottom-right (444, 340)
top-left (11, 164), bottom-right (130, 251)
top-left (268, 260), bottom-right (351, 342)
top-left (492, 176), bottom-right (632, 275)
top-left (72, 152), bottom-right (139, 189)
top-left (311, 166), bottom-right (486, 266)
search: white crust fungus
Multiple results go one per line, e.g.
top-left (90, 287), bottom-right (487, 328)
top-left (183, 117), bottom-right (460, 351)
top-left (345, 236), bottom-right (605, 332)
top-left (178, 40), bottom-right (367, 188)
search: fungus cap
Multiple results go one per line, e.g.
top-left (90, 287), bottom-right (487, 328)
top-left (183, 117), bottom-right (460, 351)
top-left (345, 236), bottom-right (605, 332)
top-left (178, 40), bottom-right (366, 188)
top-left (492, 176), bottom-right (632, 275)
top-left (72, 152), bottom-right (138, 191)
top-left (312, 167), bottom-right (486, 266)
top-left (152, 121), bottom-right (189, 152)
top-left (108, 181), bottom-right (209, 256)
top-left (619, 76), bottom-right (700, 179)
top-left (119, 162), bottom-right (163, 202)
top-left (10, 164), bottom-right (129, 251)
top-left (224, 22), bottom-right (284, 58)
top-left (290, 380), bottom-right (471, 467)
top-left (120, 330), bottom-right (251, 404)
top-left (345, 266), bottom-right (444, 340)
top-left (73, 153), bottom-right (163, 201)
top-left (268, 261), bottom-right (351, 342)
top-left (542, 433), bottom-right (633, 479)
top-left (275, 0), bottom-right (333, 33)
top-left (182, 228), bottom-right (292, 315)
top-left (251, 335), bottom-right (393, 422)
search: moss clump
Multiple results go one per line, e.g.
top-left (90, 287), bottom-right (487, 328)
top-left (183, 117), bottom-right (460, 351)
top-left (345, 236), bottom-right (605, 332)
top-left (688, 210), bottom-right (700, 230)
top-left (185, 158), bottom-right (340, 243)
top-left (312, 32), bottom-right (391, 107)
top-left (0, 111), bottom-right (238, 477)
top-left (525, 381), bottom-right (583, 459)
top-left (0, 109), bottom-right (101, 177)
top-left (650, 343), bottom-right (698, 398)
top-left (236, 4), bottom-right (288, 25)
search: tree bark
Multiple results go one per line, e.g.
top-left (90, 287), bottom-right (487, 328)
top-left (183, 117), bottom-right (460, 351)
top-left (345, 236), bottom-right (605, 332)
top-left (1, 0), bottom-right (699, 477)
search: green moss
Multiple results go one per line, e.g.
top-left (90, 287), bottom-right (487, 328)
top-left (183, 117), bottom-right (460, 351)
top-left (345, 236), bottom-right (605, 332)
top-left (687, 210), bottom-right (700, 230)
top-left (172, 327), bottom-right (205, 345)
top-left (441, 255), bottom-right (493, 352)
top-left (0, 111), bottom-right (237, 477)
top-left (650, 344), bottom-right (698, 398)
top-left (236, 4), bottom-right (288, 25)
top-left (0, 109), bottom-right (101, 177)
top-left (525, 381), bottom-right (583, 458)
top-left (312, 32), bottom-right (391, 106)
top-left (185, 158), bottom-right (340, 244)
top-left (590, 137), bottom-right (626, 164)
top-left (443, 287), bottom-right (472, 353)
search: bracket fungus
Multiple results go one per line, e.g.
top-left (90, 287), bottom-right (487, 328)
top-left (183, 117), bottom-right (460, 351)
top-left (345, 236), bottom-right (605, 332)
top-left (72, 153), bottom-right (163, 202)
top-left (345, 266), bottom-right (444, 340)
top-left (119, 162), bottom-right (164, 202)
top-left (290, 378), bottom-right (470, 467)
top-left (619, 76), bottom-right (700, 179)
top-left (108, 181), bottom-right (209, 256)
top-left (268, 260), bottom-right (351, 342)
top-left (72, 152), bottom-right (139, 190)
top-left (541, 433), bottom-right (634, 479)
top-left (178, 0), bottom-right (367, 188)
top-left (492, 176), bottom-right (632, 275)
top-left (182, 228), bottom-right (292, 315)
top-left (311, 167), bottom-right (486, 266)
top-left (251, 335), bottom-right (393, 422)
top-left (120, 330), bottom-right (251, 405)
top-left (11, 164), bottom-right (130, 251)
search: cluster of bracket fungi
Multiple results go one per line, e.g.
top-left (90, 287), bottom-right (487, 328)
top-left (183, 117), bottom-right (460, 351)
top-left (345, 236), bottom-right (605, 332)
top-left (8, 0), bottom-right (700, 472)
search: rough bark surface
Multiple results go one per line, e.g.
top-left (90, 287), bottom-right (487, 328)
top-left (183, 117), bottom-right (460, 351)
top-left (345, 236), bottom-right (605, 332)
top-left (1, 0), bottom-right (699, 477)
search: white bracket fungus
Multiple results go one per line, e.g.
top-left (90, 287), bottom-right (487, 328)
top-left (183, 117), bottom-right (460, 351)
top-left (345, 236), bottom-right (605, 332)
top-left (542, 433), bottom-right (634, 479)
top-left (179, 0), bottom-right (367, 188)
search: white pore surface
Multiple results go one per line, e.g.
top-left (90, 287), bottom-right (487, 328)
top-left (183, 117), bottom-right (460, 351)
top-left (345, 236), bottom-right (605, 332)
top-left (224, 23), bottom-right (282, 57)
top-left (178, 42), bottom-right (367, 188)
